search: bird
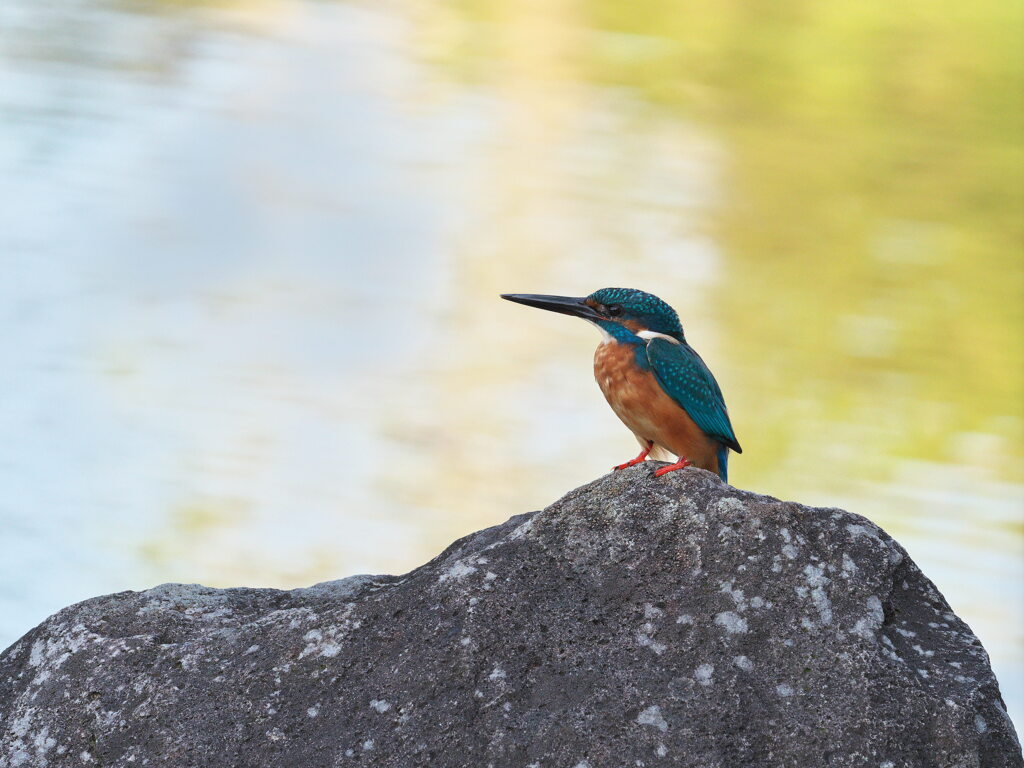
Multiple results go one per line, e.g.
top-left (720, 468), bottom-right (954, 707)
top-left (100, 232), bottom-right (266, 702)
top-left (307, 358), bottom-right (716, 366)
top-left (501, 287), bottom-right (741, 482)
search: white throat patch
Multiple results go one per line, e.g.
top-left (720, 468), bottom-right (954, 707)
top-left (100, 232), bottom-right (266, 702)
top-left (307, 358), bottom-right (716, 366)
top-left (587, 320), bottom-right (615, 344)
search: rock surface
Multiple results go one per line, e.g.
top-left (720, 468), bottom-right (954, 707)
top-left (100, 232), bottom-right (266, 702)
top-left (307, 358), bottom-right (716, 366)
top-left (1, 466), bottom-right (1021, 768)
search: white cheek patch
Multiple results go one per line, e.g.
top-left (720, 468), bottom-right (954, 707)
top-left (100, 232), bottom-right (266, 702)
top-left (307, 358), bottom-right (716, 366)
top-left (636, 330), bottom-right (681, 345)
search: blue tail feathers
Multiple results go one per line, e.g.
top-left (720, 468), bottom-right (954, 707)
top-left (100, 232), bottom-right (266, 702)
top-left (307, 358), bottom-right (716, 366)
top-left (716, 445), bottom-right (730, 483)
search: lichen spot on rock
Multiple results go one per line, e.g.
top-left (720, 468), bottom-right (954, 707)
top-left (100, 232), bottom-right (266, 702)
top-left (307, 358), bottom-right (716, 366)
top-left (734, 655), bottom-right (754, 671)
top-left (636, 705), bottom-right (669, 732)
top-left (715, 611), bottom-right (748, 634)
top-left (695, 664), bottom-right (714, 686)
top-left (438, 561), bottom-right (477, 583)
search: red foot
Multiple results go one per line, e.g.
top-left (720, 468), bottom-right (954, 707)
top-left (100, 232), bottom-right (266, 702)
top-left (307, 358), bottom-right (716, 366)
top-left (613, 440), bottom-right (653, 471)
top-left (653, 457), bottom-right (692, 477)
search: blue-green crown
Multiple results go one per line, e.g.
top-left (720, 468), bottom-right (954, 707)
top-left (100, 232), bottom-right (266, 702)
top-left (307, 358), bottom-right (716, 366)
top-left (588, 287), bottom-right (684, 339)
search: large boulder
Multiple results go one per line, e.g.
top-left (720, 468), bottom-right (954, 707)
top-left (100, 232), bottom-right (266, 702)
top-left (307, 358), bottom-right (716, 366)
top-left (0, 466), bottom-right (1020, 767)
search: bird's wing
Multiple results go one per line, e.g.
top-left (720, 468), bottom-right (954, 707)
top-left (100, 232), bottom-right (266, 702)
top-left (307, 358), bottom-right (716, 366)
top-left (645, 337), bottom-right (742, 453)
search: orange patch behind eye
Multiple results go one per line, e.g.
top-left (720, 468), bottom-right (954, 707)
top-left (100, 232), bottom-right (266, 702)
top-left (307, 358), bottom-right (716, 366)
top-left (585, 299), bottom-right (649, 332)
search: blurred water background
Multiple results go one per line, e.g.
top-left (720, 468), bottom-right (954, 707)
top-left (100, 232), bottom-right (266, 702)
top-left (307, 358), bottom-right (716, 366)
top-left (1, 0), bottom-right (1021, 727)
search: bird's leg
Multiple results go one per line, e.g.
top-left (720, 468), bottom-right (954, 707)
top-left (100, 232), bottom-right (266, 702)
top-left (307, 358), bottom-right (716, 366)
top-left (653, 457), bottom-right (692, 477)
top-left (613, 440), bottom-right (654, 471)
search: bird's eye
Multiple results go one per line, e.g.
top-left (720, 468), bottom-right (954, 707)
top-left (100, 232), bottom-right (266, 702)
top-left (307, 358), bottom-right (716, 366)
top-left (606, 304), bottom-right (623, 317)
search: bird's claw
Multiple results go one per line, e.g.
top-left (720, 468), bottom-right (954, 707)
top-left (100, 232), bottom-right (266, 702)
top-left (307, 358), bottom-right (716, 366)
top-left (613, 457), bottom-right (645, 471)
top-left (653, 458), bottom-right (692, 477)
top-left (613, 441), bottom-right (654, 471)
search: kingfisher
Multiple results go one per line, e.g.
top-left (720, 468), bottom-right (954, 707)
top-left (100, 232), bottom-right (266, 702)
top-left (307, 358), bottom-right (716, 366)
top-left (501, 288), bottom-right (741, 482)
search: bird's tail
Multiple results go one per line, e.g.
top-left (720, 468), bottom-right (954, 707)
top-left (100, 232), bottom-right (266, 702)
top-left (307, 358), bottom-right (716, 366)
top-left (716, 445), bottom-right (730, 483)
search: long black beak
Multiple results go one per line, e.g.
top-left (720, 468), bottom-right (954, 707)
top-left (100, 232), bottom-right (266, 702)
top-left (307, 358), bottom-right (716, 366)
top-left (500, 293), bottom-right (605, 321)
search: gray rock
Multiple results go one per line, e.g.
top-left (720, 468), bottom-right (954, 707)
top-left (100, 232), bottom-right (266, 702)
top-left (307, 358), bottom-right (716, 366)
top-left (1, 466), bottom-right (1020, 767)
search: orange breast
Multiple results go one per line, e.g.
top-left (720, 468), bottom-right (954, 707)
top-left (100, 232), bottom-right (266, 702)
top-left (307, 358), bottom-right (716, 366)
top-left (594, 341), bottom-right (721, 474)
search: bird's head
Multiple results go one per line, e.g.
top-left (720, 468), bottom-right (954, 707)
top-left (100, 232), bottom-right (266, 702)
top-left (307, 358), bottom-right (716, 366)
top-left (501, 287), bottom-right (684, 343)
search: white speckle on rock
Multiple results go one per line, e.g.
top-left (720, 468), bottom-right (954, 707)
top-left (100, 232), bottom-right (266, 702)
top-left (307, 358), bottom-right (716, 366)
top-left (716, 497), bottom-right (746, 513)
top-left (439, 561), bottom-right (478, 583)
top-left (489, 667), bottom-right (507, 681)
top-left (676, 614), bottom-right (693, 625)
top-left (803, 563), bottom-right (827, 587)
top-left (460, 636), bottom-right (472, 646)
top-left (657, 743), bottom-right (668, 757)
top-left (510, 519), bottom-right (534, 540)
top-left (749, 596), bottom-right (764, 609)
top-left (297, 608), bottom-right (359, 659)
top-left (32, 727), bottom-right (56, 754)
top-left (867, 596), bottom-right (884, 620)
top-left (776, 684), bottom-right (794, 697)
top-left (307, 706), bottom-right (319, 717)
top-left (636, 705), bottom-right (668, 732)
top-left (974, 714), bottom-right (988, 733)
top-left (11, 708), bottom-right (35, 738)
top-left (320, 642), bottom-right (341, 657)
top-left (846, 523), bottom-right (877, 541)
top-left (484, 572), bottom-right (498, 582)
top-left (370, 699), bottom-right (391, 713)
top-left (362, 739), bottom-right (375, 751)
top-left (695, 664), bottom-right (714, 685)
top-left (803, 564), bottom-right (833, 625)
top-left (637, 630), bottom-right (667, 655)
top-left (719, 581), bottom-right (746, 607)
top-left (244, 645), bottom-right (260, 655)
top-left (715, 611), bottom-right (748, 634)
top-left (881, 762), bottom-right (894, 768)
top-left (733, 655), bottom-right (754, 671)
top-left (644, 603), bottom-right (664, 619)
top-left (854, 596), bottom-right (885, 639)
top-left (841, 553), bottom-right (858, 577)
top-left (782, 544), bottom-right (798, 559)
top-left (573, 761), bottom-right (591, 768)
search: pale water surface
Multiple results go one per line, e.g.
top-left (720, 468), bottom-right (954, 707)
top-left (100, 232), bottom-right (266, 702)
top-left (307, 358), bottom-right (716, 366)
top-left (1, 0), bottom-right (1022, 727)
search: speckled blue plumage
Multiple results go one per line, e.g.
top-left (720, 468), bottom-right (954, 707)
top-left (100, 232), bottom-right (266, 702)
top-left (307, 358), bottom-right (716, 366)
top-left (645, 338), bottom-right (740, 453)
top-left (589, 287), bottom-right (684, 340)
